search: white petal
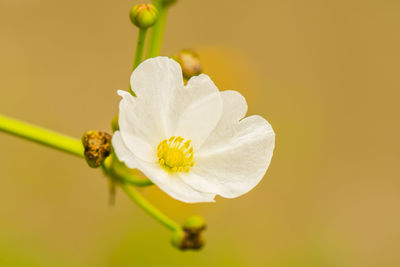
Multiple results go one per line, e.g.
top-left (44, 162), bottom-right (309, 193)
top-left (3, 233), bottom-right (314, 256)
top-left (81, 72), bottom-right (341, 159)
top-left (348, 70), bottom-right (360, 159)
top-left (198, 90), bottom-right (247, 153)
top-left (112, 131), bottom-right (139, 169)
top-left (118, 90), bottom-right (158, 163)
top-left (175, 93), bottom-right (221, 149)
top-left (181, 114), bottom-right (275, 198)
top-left (131, 57), bottom-right (183, 107)
top-left (167, 74), bottom-right (223, 149)
top-left (126, 57), bottom-right (183, 143)
top-left (135, 161), bottom-right (216, 203)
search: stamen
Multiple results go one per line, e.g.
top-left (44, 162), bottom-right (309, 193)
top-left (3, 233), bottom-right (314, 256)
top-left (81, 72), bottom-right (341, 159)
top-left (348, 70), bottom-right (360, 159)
top-left (157, 136), bottom-right (195, 172)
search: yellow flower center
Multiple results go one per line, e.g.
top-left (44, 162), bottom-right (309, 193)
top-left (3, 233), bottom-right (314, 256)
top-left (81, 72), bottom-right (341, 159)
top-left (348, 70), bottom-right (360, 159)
top-left (157, 136), bottom-right (194, 172)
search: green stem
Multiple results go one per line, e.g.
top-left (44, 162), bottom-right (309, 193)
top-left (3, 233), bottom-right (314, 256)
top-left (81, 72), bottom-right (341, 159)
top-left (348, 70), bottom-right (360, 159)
top-left (112, 166), bottom-right (154, 187)
top-left (129, 28), bottom-right (148, 96)
top-left (120, 182), bottom-right (180, 231)
top-left (0, 114), bottom-right (83, 157)
top-left (147, 1), bottom-right (167, 58)
top-left (133, 28), bottom-right (148, 70)
top-left (102, 155), bottom-right (153, 187)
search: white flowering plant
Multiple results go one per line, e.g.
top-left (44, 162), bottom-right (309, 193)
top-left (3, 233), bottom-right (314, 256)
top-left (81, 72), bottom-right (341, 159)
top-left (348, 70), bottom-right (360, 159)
top-left (0, 0), bottom-right (275, 250)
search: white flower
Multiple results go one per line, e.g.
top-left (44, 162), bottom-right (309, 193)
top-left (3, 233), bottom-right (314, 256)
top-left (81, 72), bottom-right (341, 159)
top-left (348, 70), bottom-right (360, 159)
top-left (112, 57), bottom-right (275, 203)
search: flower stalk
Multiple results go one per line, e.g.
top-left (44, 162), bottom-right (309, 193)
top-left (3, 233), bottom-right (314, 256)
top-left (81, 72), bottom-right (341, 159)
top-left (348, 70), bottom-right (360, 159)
top-left (102, 153), bottom-right (153, 187)
top-left (147, 0), bottom-right (169, 58)
top-left (129, 28), bottom-right (147, 96)
top-left (133, 28), bottom-right (148, 70)
top-left (120, 181), bottom-right (181, 232)
top-left (0, 114), bottom-right (83, 157)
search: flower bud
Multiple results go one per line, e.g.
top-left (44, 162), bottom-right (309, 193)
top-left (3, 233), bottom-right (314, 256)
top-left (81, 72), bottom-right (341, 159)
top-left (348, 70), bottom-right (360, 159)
top-left (171, 215), bottom-right (206, 250)
top-left (174, 49), bottom-right (203, 80)
top-left (111, 115), bottom-right (119, 132)
top-left (182, 215), bottom-right (206, 230)
top-left (82, 131), bottom-right (112, 168)
top-left (170, 229), bottom-right (185, 249)
top-left (130, 4), bottom-right (158, 29)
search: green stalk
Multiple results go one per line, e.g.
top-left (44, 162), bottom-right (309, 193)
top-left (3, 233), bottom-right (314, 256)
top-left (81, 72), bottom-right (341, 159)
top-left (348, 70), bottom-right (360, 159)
top-left (0, 114), bottom-right (83, 157)
top-left (102, 154), bottom-right (179, 231)
top-left (102, 154), bottom-right (153, 187)
top-left (120, 182), bottom-right (181, 231)
top-left (111, 166), bottom-right (154, 187)
top-left (133, 28), bottom-right (148, 70)
top-left (147, 1), bottom-right (167, 58)
top-left (129, 28), bottom-right (148, 96)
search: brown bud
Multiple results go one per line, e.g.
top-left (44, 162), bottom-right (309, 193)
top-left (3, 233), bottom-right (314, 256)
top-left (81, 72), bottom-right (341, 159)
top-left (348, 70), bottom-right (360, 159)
top-left (82, 131), bottom-right (112, 168)
top-left (171, 216), bottom-right (206, 250)
top-left (180, 225), bottom-right (206, 250)
top-left (174, 49), bottom-right (202, 80)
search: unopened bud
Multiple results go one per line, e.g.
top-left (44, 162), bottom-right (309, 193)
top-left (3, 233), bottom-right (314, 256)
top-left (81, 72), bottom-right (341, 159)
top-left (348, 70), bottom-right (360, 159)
top-left (174, 49), bottom-right (202, 80)
top-left (171, 215), bottom-right (206, 250)
top-left (111, 116), bottom-right (119, 132)
top-left (130, 4), bottom-right (158, 29)
top-left (182, 215), bottom-right (206, 230)
top-left (82, 131), bottom-right (112, 168)
top-left (170, 229), bottom-right (185, 249)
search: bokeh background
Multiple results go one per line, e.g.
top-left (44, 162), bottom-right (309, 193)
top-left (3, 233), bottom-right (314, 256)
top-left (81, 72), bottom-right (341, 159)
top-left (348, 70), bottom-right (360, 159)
top-left (1, 0), bottom-right (399, 266)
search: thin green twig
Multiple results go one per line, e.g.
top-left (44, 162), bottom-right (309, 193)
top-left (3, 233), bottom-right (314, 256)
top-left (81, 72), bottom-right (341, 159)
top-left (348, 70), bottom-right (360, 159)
top-left (0, 114), bottom-right (83, 157)
top-left (102, 154), bottom-right (153, 187)
top-left (129, 28), bottom-right (148, 96)
top-left (147, 0), bottom-right (167, 58)
top-left (133, 28), bottom-right (148, 70)
top-left (120, 182), bottom-right (181, 232)
top-left (102, 153), bottom-right (179, 231)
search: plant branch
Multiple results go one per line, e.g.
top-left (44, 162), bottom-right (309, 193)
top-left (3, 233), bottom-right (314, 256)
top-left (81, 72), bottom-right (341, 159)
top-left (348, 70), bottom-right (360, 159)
top-left (0, 114), bottom-right (83, 157)
top-left (133, 28), bottom-right (148, 70)
top-left (120, 182), bottom-right (181, 232)
top-left (147, 0), bottom-right (168, 58)
top-left (102, 154), bottom-right (154, 187)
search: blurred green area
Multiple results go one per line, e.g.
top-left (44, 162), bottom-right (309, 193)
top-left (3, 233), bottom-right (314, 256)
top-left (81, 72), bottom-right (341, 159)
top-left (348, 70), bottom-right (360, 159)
top-left (0, 0), bottom-right (399, 266)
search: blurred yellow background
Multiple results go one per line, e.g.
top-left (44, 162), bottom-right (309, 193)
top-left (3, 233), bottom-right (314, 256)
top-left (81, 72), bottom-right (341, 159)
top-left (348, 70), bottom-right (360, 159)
top-left (1, 0), bottom-right (399, 266)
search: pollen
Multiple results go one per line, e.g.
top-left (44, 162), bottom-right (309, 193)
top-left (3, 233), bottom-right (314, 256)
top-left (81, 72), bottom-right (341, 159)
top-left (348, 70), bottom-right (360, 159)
top-left (157, 136), bottom-right (195, 172)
